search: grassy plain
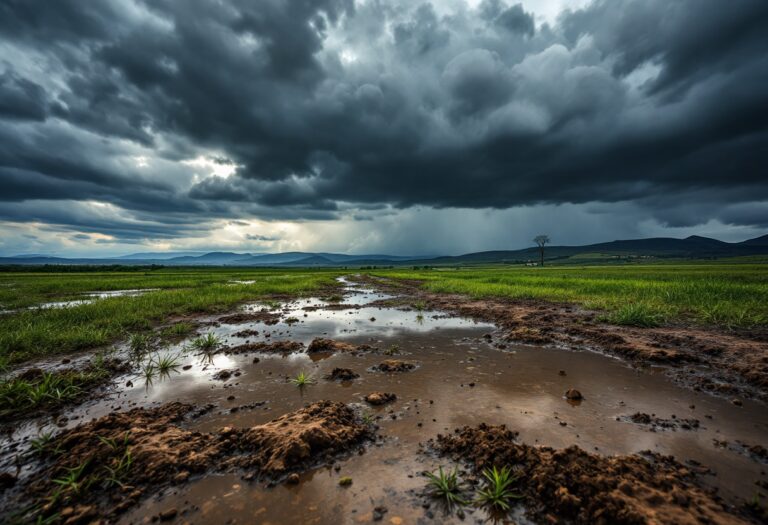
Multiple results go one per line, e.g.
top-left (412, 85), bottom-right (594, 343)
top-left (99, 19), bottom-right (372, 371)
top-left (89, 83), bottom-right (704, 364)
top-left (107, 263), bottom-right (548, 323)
top-left (0, 268), bottom-right (342, 368)
top-left (374, 263), bottom-right (768, 329)
top-left (1, 262), bottom-right (767, 370)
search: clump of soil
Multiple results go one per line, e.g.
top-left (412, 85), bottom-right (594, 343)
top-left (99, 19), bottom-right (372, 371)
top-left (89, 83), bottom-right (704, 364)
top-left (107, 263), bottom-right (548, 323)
top-left (325, 368), bottom-right (360, 381)
top-left (212, 369), bottom-right (238, 381)
top-left (623, 412), bottom-right (701, 431)
top-left (371, 360), bottom-right (416, 373)
top-left (232, 328), bottom-right (260, 338)
top-left (713, 439), bottom-right (768, 465)
top-left (307, 338), bottom-right (373, 355)
top-left (223, 341), bottom-right (304, 355)
top-left (218, 311), bottom-right (281, 325)
top-left (432, 423), bottom-right (750, 525)
top-left (7, 401), bottom-right (373, 522)
top-left (364, 392), bottom-right (397, 406)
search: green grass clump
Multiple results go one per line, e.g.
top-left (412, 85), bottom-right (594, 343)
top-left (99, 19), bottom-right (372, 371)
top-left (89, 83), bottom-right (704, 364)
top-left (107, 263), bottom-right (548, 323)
top-left (128, 333), bottom-right (153, 355)
top-left (290, 371), bottom-right (315, 387)
top-left (159, 321), bottom-right (196, 339)
top-left (188, 333), bottom-right (221, 353)
top-left (600, 303), bottom-right (666, 327)
top-left (424, 466), bottom-right (468, 508)
top-left (475, 465), bottom-right (523, 511)
top-left (0, 368), bottom-right (108, 418)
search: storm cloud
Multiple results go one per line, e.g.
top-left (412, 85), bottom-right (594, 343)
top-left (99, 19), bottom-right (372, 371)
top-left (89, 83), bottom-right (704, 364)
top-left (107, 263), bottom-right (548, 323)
top-left (0, 0), bottom-right (766, 255)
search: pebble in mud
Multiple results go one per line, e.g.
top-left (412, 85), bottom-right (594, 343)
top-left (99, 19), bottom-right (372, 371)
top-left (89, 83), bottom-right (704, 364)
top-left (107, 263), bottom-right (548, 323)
top-left (564, 388), bottom-right (583, 400)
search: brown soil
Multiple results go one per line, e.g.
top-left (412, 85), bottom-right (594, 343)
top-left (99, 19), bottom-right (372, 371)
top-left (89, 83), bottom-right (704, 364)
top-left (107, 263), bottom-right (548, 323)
top-left (223, 340), bottom-right (305, 355)
top-left (364, 392), bottom-right (397, 406)
top-left (432, 423), bottom-right (752, 525)
top-left (6, 401), bottom-right (373, 523)
top-left (623, 412), bottom-right (701, 431)
top-left (307, 338), bottom-right (374, 355)
top-left (325, 368), bottom-right (360, 381)
top-left (371, 360), bottom-right (416, 373)
top-left (218, 311), bottom-right (281, 325)
top-left (363, 276), bottom-right (768, 402)
top-left (232, 328), bottom-right (260, 338)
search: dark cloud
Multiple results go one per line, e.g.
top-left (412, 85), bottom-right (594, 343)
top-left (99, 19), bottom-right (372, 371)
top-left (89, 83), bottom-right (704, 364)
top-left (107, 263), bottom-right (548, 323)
top-left (0, 0), bottom-right (766, 249)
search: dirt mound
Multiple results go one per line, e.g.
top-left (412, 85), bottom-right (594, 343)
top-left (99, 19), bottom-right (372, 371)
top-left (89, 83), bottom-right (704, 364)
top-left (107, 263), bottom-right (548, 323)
top-left (432, 424), bottom-right (749, 525)
top-left (364, 392), bottom-right (397, 405)
top-left (372, 360), bottom-right (416, 373)
top-left (325, 368), bottom-right (360, 381)
top-left (218, 311), bottom-right (281, 325)
top-left (623, 412), bottom-right (700, 431)
top-left (7, 401), bottom-right (373, 523)
top-left (223, 340), bottom-right (304, 354)
top-left (307, 338), bottom-right (373, 354)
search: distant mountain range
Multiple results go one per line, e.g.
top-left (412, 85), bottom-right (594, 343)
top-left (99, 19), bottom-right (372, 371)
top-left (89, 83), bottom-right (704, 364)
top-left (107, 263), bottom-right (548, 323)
top-left (2, 234), bottom-right (767, 267)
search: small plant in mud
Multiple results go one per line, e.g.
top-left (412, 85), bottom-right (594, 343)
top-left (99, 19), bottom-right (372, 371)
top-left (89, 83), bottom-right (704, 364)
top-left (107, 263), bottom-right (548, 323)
top-left (188, 332), bottom-right (221, 353)
top-left (263, 299), bottom-right (282, 310)
top-left (285, 317), bottom-right (300, 325)
top-left (52, 461), bottom-right (92, 499)
top-left (30, 430), bottom-right (59, 456)
top-left (155, 353), bottom-right (182, 375)
top-left (424, 466), bottom-right (468, 508)
top-left (128, 333), bottom-right (153, 356)
top-left (361, 411), bottom-right (375, 425)
top-left (412, 300), bottom-right (426, 312)
top-left (384, 344), bottom-right (400, 356)
top-left (475, 465), bottom-right (523, 511)
top-left (103, 448), bottom-right (133, 488)
top-left (415, 313), bottom-right (425, 324)
top-left (290, 371), bottom-right (315, 387)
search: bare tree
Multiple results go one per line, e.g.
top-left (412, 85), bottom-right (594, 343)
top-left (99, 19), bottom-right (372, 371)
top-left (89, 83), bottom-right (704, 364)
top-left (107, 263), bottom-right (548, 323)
top-left (533, 235), bottom-right (550, 266)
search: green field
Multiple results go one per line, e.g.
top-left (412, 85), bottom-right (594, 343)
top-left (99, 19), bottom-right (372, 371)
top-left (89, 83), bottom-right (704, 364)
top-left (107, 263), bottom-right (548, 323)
top-left (0, 268), bottom-right (342, 368)
top-left (374, 263), bottom-right (768, 329)
top-left (1, 263), bottom-right (766, 369)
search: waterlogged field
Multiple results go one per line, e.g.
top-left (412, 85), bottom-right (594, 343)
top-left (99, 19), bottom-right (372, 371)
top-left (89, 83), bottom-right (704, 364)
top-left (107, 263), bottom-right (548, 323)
top-left (0, 268), bottom-right (343, 368)
top-left (375, 263), bottom-right (768, 329)
top-left (0, 265), bottom-right (766, 524)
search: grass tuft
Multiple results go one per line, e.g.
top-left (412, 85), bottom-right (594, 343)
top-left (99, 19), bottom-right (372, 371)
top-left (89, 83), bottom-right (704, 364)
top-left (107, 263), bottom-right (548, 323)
top-left (290, 371), bottom-right (315, 387)
top-left (475, 465), bottom-right (523, 511)
top-left (425, 466), bottom-right (468, 508)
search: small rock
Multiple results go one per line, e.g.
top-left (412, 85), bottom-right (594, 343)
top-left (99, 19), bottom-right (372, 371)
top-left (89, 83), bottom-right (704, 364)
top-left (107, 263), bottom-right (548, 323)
top-left (564, 388), bottom-right (583, 400)
top-left (159, 508), bottom-right (178, 521)
top-left (339, 476), bottom-right (353, 486)
top-left (286, 473), bottom-right (300, 484)
top-left (372, 506), bottom-right (388, 521)
top-left (558, 370), bottom-right (566, 376)
top-left (732, 398), bottom-right (743, 406)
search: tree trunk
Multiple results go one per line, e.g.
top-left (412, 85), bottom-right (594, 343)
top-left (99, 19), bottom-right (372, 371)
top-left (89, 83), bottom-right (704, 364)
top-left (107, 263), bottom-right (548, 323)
top-left (540, 247), bottom-right (544, 267)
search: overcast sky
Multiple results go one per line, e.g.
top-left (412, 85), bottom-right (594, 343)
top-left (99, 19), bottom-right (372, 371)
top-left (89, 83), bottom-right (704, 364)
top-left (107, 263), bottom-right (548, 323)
top-left (1, 0), bottom-right (766, 257)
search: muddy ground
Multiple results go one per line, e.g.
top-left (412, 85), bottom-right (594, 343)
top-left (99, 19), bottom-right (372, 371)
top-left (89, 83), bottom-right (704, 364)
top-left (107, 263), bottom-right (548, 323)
top-left (0, 276), bottom-right (766, 524)
top-left (361, 275), bottom-right (768, 403)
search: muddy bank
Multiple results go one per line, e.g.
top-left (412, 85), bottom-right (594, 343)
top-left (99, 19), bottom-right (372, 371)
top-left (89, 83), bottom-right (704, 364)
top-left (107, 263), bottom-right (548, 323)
top-left (2, 400), bottom-right (373, 523)
top-left (432, 423), bottom-right (754, 525)
top-left (363, 276), bottom-right (768, 402)
top-left (0, 358), bottom-right (130, 426)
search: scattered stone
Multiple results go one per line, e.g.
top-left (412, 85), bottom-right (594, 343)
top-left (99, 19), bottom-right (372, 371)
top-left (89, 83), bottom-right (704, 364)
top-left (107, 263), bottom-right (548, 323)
top-left (159, 508), bottom-right (178, 521)
top-left (286, 473), bottom-right (300, 484)
top-left (564, 388), bottom-right (583, 400)
top-left (364, 392), bottom-right (397, 406)
top-left (339, 476), bottom-right (353, 486)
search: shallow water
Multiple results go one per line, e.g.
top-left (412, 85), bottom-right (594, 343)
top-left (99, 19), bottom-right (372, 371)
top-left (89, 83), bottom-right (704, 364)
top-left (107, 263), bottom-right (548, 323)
top-left (4, 278), bottom-right (768, 524)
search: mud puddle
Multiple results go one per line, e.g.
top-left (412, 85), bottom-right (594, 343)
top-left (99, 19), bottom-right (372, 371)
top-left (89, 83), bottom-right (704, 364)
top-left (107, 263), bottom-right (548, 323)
top-left (2, 278), bottom-right (767, 524)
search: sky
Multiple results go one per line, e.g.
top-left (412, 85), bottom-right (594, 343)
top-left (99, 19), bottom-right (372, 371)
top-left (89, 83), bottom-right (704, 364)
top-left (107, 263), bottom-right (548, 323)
top-left (0, 0), bottom-right (767, 257)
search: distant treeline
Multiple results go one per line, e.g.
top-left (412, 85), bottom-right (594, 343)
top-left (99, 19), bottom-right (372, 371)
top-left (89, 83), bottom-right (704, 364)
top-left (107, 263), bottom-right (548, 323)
top-left (0, 264), bottom-right (167, 273)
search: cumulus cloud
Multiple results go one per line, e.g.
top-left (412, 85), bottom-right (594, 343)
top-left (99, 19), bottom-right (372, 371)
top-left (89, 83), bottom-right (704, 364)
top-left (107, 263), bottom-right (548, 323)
top-left (0, 0), bottom-right (766, 255)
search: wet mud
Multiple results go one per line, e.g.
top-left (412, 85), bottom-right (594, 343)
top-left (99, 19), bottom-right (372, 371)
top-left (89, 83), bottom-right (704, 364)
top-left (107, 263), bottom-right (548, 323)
top-left (0, 277), bottom-right (766, 524)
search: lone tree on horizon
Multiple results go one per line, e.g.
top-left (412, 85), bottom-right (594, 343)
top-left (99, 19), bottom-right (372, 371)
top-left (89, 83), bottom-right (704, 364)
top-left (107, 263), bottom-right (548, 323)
top-left (534, 235), bottom-right (550, 267)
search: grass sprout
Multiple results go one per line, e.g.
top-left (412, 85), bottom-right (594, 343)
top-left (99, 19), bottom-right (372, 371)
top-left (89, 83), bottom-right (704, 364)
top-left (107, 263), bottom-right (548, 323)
top-left (290, 371), bottom-right (315, 387)
top-left (424, 466), bottom-right (468, 508)
top-left (475, 465), bottom-right (523, 511)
